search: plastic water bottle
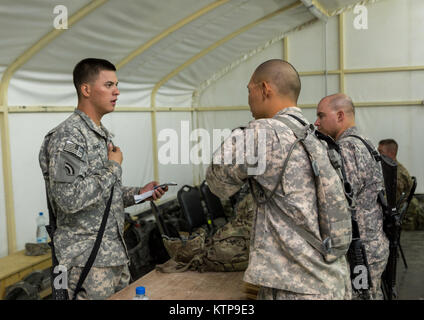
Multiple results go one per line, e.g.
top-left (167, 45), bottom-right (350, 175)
top-left (36, 212), bottom-right (48, 243)
top-left (133, 286), bottom-right (149, 300)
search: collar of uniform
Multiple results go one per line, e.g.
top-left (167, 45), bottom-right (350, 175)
top-left (74, 109), bottom-right (109, 139)
top-left (274, 106), bottom-right (302, 118)
top-left (337, 126), bottom-right (359, 141)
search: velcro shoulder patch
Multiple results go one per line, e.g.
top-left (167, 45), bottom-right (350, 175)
top-left (63, 141), bottom-right (85, 159)
top-left (54, 151), bottom-right (84, 183)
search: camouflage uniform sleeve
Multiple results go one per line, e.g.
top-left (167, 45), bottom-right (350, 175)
top-left (339, 141), bottom-right (363, 197)
top-left (397, 164), bottom-right (413, 202)
top-left (48, 129), bottom-right (121, 214)
top-left (121, 186), bottom-right (140, 207)
top-left (206, 120), bottom-right (271, 199)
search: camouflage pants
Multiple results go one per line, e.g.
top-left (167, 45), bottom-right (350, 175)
top-left (257, 286), bottom-right (345, 300)
top-left (67, 264), bottom-right (130, 300)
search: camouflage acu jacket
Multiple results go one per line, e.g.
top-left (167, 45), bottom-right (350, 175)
top-left (39, 109), bottom-right (140, 268)
top-left (206, 107), bottom-right (351, 297)
top-left (337, 127), bottom-right (389, 265)
top-left (396, 161), bottom-right (413, 204)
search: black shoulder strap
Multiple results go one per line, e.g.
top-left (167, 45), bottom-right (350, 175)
top-left (72, 186), bottom-right (115, 300)
top-left (347, 135), bottom-right (381, 162)
top-left (287, 113), bottom-right (307, 126)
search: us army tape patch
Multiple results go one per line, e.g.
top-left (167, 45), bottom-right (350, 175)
top-left (64, 141), bottom-right (84, 159)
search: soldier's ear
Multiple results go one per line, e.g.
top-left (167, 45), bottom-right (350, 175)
top-left (337, 110), bottom-right (344, 122)
top-left (261, 81), bottom-right (272, 98)
top-left (80, 83), bottom-right (91, 98)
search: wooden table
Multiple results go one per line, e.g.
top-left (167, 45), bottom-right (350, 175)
top-left (0, 250), bottom-right (52, 299)
top-left (109, 269), bottom-right (249, 300)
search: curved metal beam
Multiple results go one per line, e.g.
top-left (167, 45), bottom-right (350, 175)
top-left (151, 0), bottom-right (303, 107)
top-left (116, 0), bottom-right (230, 70)
top-left (115, 0), bottom-right (230, 183)
top-left (0, 0), bottom-right (108, 106)
top-left (191, 10), bottom-right (316, 108)
top-left (0, 0), bottom-right (108, 254)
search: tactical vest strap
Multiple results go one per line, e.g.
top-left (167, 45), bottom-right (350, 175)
top-left (347, 134), bottom-right (381, 162)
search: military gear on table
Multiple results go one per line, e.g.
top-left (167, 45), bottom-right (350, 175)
top-left (200, 193), bottom-right (254, 272)
top-left (156, 193), bottom-right (254, 273)
top-left (338, 128), bottom-right (389, 300)
top-left (25, 243), bottom-right (50, 256)
top-left (163, 228), bottom-right (207, 264)
top-left (206, 107), bottom-right (351, 299)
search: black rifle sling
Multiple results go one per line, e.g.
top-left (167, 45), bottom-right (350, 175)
top-left (348, 135), bottom-right (381, 162)
top-left (72, 186), bottom-right (115, 300)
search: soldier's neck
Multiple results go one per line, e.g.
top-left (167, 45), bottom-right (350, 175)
top-left (77, 105), bottom-right (103, 127)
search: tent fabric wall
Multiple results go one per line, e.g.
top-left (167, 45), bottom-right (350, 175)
top-left (198, 0), bottom-right (424, 192)
top-left (1, 0), bottom-right (420, 257)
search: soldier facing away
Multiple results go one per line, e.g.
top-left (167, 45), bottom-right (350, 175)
top-left (39, 58), bottom-right (167, 300)
top-left (378, 139), bottom-right (423, 230)
top-left (206, 59), bottom-right (352, 300)
top-left (315, 93), bottom-right (389, 300)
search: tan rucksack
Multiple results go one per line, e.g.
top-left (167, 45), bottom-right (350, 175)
top-left (251, 114), bottom-right (352, 263)
top-left (156, 194), bottom-right (254, 273)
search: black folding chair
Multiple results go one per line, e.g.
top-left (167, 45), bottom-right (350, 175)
top-left (200, 180), bottom-right (228, 226)
top-left (177, 185), bottom-right (207, 234)
top-left (398, 176), bottom-right (417, 269)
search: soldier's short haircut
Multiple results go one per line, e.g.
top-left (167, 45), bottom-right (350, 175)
top-left (73, 58), bottom-right (116, 97)
top-left (253, 59), bottom-right (301, 102)
top-left (379, 138), bottom-right (398, 154)
top-left (325, 93), bottom-right (355, 115)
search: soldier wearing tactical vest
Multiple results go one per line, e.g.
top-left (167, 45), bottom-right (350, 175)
top-left (206, 60), bottom-right (352, 300)
top-left (315, 93), bottom-right (390, 300)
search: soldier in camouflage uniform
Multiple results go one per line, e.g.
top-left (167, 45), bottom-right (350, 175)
top-left (206, 60), bottom-right (352, 300)
top-left (315, 93), bottom-right (389, 300)
top-left (39, 58), bottom-right (167, 300)
top-left (378, 139), bottom-right (422, 230)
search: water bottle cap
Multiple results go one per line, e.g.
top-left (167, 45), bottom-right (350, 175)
top-left (135, 286), bottom-right (145, 295)
top-left (39, 212), bottom-right (43, 216)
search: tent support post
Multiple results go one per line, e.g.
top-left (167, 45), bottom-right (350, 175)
top-left (339, 13), bottom-right (345, 93)
top-left (283, 37), bottom-right (289, 61)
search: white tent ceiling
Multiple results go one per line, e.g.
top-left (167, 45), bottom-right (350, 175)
top-left (0, 0), bottom-right (376, 108)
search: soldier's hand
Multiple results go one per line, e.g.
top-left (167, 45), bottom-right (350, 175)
top-left (108, 144), bottom-right (123, 165)
top-left (139, 181), bottom-right (168, 201)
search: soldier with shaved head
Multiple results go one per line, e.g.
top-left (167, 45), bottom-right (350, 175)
top-left (315, 93), bottom-right (389, 300)
top-left (207, 60), bottom-right (352, 300)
